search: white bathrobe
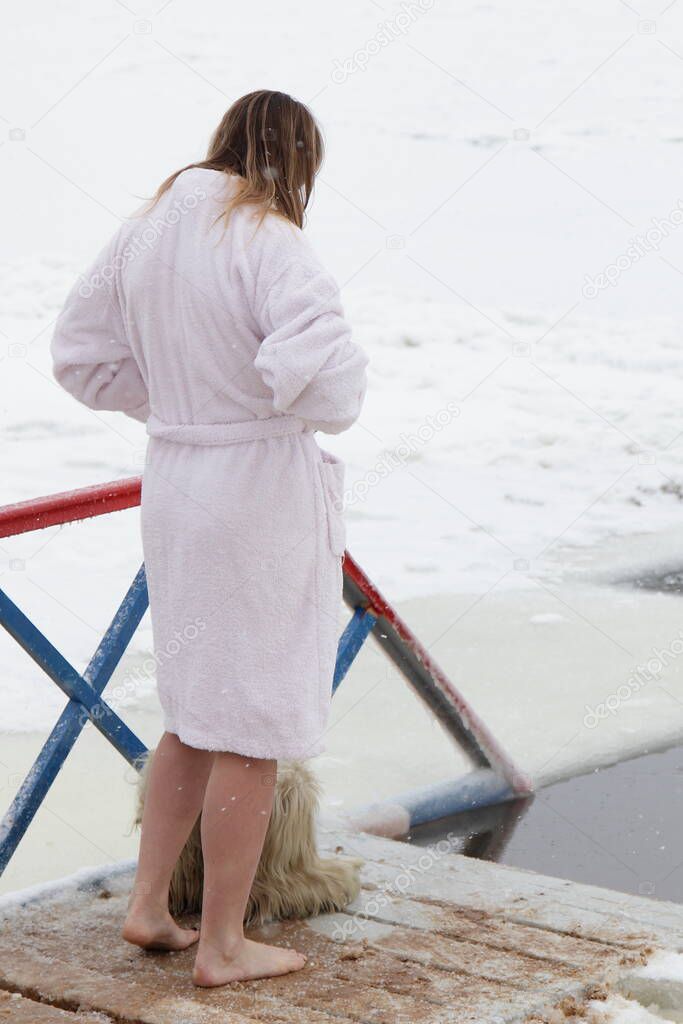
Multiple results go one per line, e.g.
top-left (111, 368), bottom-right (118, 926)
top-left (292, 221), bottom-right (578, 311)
top-left (51, 168), bottom-right (368, 759)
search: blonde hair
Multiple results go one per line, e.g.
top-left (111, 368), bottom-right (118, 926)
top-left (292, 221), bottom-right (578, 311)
top-left (154, 90), bottom-right (324, 229)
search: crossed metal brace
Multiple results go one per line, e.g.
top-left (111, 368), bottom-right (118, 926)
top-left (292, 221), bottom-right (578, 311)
top-left (0, 564), bottom-right (380, 876)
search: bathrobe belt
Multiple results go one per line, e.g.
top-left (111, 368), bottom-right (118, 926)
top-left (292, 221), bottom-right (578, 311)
top-left (146, 414), bottom-right (311, 446)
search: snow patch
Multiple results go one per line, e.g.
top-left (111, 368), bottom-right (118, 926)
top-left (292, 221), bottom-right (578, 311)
top-left (585, 993), bottom-right (679, 1023)
top-left (580, 951), bottom-right (683, 1022)
top-left (637, 952), bottom-right (683, 984)
top-left (0, 860), bottom-right (134, 914)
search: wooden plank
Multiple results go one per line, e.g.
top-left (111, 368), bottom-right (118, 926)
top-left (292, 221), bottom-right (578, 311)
top-left (241, 951), bottom-right (520, 1024)
top-left (321, 829), bottom-right (683, 948)
top-left (0, 990), bottom-right (109, 1023)
top-left (0, 896), bottom-right (364, 1024)
top-left (338, 888), bottom-right (634, 971)
top-left (250, 918), bottom-right (553, 1022)
top-left (0, 949), bottom-right (261, 1024)
top-left (303, 910), bottom-right (616, 986)
top-left (0, 945), bottom-right (352, 1024)
top-left (0, 943), bottom-right (470, 1024)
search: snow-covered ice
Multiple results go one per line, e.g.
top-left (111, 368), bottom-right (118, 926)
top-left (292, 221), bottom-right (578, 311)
top-left (586, 994), bottom-right (682, 1023)
top-left (582, 952), bottom-right (683, 1022)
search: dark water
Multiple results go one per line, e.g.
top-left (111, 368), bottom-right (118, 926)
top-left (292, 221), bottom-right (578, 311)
top-left (620, 567), bottom-right (683, 595)
top-left (410, 745), bottom-right (683, 904)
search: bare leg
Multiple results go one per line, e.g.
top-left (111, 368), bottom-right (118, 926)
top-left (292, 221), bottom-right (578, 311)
top-left (193, 754), bottom-right (306, 986)
top-left (123, 731), bottom-right (213, 951)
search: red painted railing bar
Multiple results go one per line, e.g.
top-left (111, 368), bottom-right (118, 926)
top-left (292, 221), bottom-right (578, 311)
top-left (0, 478), bottom-right (142, 539)
top-left (343, 551), bottom-right (533, 795)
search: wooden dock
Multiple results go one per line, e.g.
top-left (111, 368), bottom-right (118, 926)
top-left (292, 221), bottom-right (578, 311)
top-left (1, 828), bottom-right (683, 1023)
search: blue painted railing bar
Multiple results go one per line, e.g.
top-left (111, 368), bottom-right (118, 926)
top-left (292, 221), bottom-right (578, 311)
top-left (83, 566), bottom-right (149, 693)
top-left (333, 607), bottom-right (377, 694)
top-left (0, 567), bottom-right (150, 875)
top-left (345, 769), bottom-right (518, 838)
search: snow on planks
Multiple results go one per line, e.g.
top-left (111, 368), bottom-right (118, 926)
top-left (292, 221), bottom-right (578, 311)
top-left (0, 831), bottom-right (680, 1024)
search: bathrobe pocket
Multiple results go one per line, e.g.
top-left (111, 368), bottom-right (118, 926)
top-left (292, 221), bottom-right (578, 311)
top-left (318, 451), bottom-right (346, 557)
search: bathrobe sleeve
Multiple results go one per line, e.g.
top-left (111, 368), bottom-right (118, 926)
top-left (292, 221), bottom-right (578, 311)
top-left (250, 217), bottom-right (368, 434)
top-left (50, 237), bottom-right (149, 423)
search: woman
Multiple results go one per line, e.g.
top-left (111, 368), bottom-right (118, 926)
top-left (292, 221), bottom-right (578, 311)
top-left (51, 90), bottom-right (368, 985)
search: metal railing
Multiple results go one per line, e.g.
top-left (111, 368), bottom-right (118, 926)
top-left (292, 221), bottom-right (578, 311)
top-left (0, 477), bottom-right (531, 874)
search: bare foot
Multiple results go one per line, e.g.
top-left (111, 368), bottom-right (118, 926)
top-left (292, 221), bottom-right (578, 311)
top-left (122, 906), bottom-right (199, 952)
top-left (193, 937), bottom-right (307, 986)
